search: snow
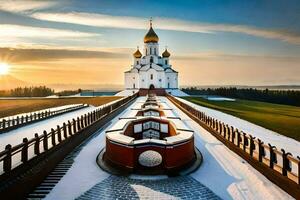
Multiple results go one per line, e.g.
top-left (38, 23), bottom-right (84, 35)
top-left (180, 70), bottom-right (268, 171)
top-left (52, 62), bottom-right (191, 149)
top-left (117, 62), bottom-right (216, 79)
top-left (45, 96), bottom-right (292, 200)
top-left (0, 104), bottom-right (84, 121)
top-left (115, 89), bottom-right (139, 96)
top-left (165, 89), bottom-right (189, 97)
top-left (176, 97), bottom-right (300, 157)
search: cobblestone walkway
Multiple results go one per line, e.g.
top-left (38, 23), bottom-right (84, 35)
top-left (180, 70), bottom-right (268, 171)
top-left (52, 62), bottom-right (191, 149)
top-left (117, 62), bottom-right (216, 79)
top-left (76, 175), bottom-right (220, 200)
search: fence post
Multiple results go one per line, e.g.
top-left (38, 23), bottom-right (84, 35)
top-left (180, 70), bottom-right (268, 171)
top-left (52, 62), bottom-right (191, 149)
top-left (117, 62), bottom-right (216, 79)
top-left (21, 116), bottom-right (24, 124)
top-left (63, 123), bottom-right (68, 139)
top-left (2, 119), bottom-right (6, 129)
top-left (236, 130), bottom-right (241, 147)
top-left (34, 133), bottom-right (40, 155)
top-left (3, 144), bottom-right (12, 172)
top-left (43, 131), bottom-right (48, 151)
top-left (243, 132), bottom-right (247, 151)
top-left (12, 117), bottom-right (15, 126)
top-left (77, 117), bottom-right (81, 130)
top-left (73, 119), bottom-right (77, 133)
top-left (68, 120), bottom-right (73, 136)
top-left (21, 138), bottom-right (29, 163)
top-left (81, 116), bottom-right (84, 128)
top-left (84, 114), bottom-right (88, 127)
top-left (57, 125), bottom-right (62, 143)
top-left (231, 127), bottom-right (235, 143)
top-left (297, 156), bottom-right (300, 185)
top-left (268, 144), bottom-right (276, 169)
top-left (51, 128), bottom-right (56, 146)
top-left (257, 139), bottom-right (263, 162)
top-left (25, 115), bottom-right (28, 123)
top-left (281, 149), bottom-right (292, 176)
top-left (34, 113), bottom-right (37, 120)
top-left (249, 135), bottom-right (255, 157)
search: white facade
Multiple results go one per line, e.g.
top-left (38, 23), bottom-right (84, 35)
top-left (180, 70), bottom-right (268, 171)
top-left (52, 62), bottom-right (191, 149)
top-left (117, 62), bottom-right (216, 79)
top-left (124, 23), bottom-right (178, 90)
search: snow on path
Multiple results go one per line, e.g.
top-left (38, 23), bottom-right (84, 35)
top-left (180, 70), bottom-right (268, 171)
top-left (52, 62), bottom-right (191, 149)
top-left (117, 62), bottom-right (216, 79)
top-left (45, 97), bottom-right (147, 200)
top-left (177, 97), bottom-right (300, 157)
top-left (0, 98), bottom-right (122, 151)
top-left (46, 96), bottom-right (292, 200)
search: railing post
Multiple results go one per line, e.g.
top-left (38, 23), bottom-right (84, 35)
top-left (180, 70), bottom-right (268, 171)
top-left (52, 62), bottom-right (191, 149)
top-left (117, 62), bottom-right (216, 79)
top-left (43, 130), bottom-right (48, 151)
top-left (281, 149), bottom-right (292, 176)
top-left (21, 138), bottom-right (29, 163)
top-left (73, 119), bottom-right (77, 133)
top-left (236, 130), bottom-right (241, 147)
top-left (21, 116), bottom-right (24, 124)
top-left (34, 133), bottom-right (40, 155)
top-left (57, 125), bottom-right (62, 143)
top-left (68, 120), bottom-right (73, 136)
top-left (249, 135), bottom-right (255, 157)
top-left (3, 144), bottom-right (12, 172)
top-left (268, 144), bottom-right (276, 169)
top-left (243, 132), bottom-right (247, 151)
top-left (63, 122), bottom-right (68, 139)
top-left (81, 116), bottom-right (84, 128)
top-left (2, 119), bottom-right (6, 129)
top-left (25, 115), bottom-right (28, 123)
top-left (231, 127), bottom-right (235, 143)
top-left (77, 117), bottom-right (81, 130)
top-left (51, 128), bottom-right (56, 146)
top-left (257, 139), bottom-right (263, 162)
top-left (297, 156), bottom-right (300, 185)
top-left (84, 114), bottom-right (88, 127)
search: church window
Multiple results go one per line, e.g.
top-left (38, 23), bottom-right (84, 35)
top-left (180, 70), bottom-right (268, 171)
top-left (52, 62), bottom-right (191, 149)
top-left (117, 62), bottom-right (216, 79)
top-left (168, 82), bottom-right (170, 88)
top-left (150, 48), bottom-right (152, 54)
top-left (133, 83), bottom-right (135, 88)
top-left (165, 60), bottom-right (168, 65)
top-left (136, 61), bottom-right (139, 65)
top-left (159, 79), bottom-right (161, 82)
top-left (150, 56), bottom-right (153, 63)
top-left (154, 48), bottom-right (156, 55)
top-left (146, 49), bottom-right (148, 55)
top-left (150, 74), bottom-right (153, 80)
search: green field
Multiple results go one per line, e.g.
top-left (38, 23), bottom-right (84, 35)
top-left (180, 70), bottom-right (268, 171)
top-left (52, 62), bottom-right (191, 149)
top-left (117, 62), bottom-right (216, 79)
top-left (183, 97), bottom-right (300, 142)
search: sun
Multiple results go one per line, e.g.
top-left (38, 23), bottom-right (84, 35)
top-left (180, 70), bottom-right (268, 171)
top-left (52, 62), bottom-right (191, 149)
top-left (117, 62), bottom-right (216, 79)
top-left (0, 63), bottom-right (10, 75)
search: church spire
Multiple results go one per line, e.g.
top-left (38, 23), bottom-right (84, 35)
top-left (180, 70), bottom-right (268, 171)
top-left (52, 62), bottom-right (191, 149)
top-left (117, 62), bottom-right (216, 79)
top-left (144, 18), bottom-right (159, 43)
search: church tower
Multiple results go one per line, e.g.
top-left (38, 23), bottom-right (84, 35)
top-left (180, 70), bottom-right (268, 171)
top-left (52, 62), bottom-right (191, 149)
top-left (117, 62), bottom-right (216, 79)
top-left (124, 20), bottom-right (179, 91)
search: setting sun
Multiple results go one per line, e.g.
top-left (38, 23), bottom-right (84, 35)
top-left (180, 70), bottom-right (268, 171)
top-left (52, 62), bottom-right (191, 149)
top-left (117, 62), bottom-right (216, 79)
top-left (0, 63), bottom-right (10, 75)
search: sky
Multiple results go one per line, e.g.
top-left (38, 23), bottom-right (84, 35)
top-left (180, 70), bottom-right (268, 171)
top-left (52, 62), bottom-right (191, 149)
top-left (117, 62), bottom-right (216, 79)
top-left (0, 0), bottom-right (300, 89)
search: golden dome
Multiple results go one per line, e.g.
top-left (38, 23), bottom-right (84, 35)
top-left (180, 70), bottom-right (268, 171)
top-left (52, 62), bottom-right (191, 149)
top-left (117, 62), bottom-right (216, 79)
top-left (162, 49), bottom-right (170, 57)
top-left (133, 49), bottom-right (142, 58)
top-left (144, 21), bottom-right (159, 43)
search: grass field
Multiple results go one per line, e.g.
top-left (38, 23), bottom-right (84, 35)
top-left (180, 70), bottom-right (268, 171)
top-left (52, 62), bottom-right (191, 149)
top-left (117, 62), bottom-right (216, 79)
top-left (0, 96), bottom-right (121, 118)
top-left (183, 97), bottom-right (300, 142)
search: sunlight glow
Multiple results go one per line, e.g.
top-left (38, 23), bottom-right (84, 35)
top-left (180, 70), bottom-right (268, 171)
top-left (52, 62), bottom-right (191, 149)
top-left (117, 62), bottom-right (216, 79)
top-left (0, 63), bottom-right (10, 75)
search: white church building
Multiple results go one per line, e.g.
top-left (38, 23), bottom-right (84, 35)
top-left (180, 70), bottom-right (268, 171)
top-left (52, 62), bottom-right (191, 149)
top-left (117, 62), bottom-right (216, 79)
top-left (116, 21), bottom-right (187, 96)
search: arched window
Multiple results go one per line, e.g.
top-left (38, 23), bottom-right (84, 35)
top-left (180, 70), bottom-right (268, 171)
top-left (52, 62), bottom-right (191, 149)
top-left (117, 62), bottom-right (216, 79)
top-left (133, 83), bottom-right (135, 89)
top-left (136, 61), bottom-right (139, 65)
top-left (150, 48), bottom-right (152, 55)
top-left (168, 82), bottom-right (170, 88)
top-left (150, 56), bottom-right (153, 63)
top-left (165, 60), bottom-right (168, 65)
top-left (150, 74), bottom-right (153, 80)
top-left (154, 48), bottom-right (156, 55)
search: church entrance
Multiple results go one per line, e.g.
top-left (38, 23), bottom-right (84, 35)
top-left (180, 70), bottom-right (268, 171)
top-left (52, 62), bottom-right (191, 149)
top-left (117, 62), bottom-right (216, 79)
top-left (149, 84), bottom-right (155, 90)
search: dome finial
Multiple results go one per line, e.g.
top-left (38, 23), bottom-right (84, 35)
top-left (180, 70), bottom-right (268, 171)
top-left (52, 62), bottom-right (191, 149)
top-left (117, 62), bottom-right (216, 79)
top-left (150, 17), bottom-right (153, 27)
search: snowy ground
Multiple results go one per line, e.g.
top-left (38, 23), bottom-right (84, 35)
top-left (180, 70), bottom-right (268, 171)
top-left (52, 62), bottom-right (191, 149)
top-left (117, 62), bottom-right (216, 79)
top-left (177, 97), bottom-right (300, 157)
top-left (45, 96), bottom-right (292, 200)
top-left (0, 104), bottom-right (84, 121)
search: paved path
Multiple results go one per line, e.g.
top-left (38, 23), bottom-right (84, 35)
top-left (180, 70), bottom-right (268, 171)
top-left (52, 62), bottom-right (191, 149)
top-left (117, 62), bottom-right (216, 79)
top-left (76, 176), bottom-right (220, 200)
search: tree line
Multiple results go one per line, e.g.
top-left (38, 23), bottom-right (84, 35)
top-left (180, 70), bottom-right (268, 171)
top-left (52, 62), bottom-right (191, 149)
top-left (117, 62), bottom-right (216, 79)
top-left (0, 86), bottom-right (54, 97)
top-left (182, 87), bottom-right (300, 107)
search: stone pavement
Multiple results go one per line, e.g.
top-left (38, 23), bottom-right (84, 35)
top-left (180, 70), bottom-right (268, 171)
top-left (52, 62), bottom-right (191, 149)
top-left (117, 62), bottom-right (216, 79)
top-left (76, 175), bottom-right (221, 200)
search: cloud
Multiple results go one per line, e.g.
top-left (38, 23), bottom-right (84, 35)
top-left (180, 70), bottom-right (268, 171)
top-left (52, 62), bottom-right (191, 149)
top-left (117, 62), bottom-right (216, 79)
top-left (0, 0), bottom-right (57, 13)
top-left (0, 24), bottom-right (100, 48)
top-left (0, 47), bottom-right (129, 63)
top-left (31, 12), bottom-right (300, 45)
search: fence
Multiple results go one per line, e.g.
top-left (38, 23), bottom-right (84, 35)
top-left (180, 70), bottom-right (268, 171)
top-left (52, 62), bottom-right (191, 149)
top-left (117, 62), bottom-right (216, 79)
top-left (0, 93), bottom-right (138, 176)
top-left (167, 94), bottom-right (300, 198)
top-left (0, 104), bottom-right (89, 133)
